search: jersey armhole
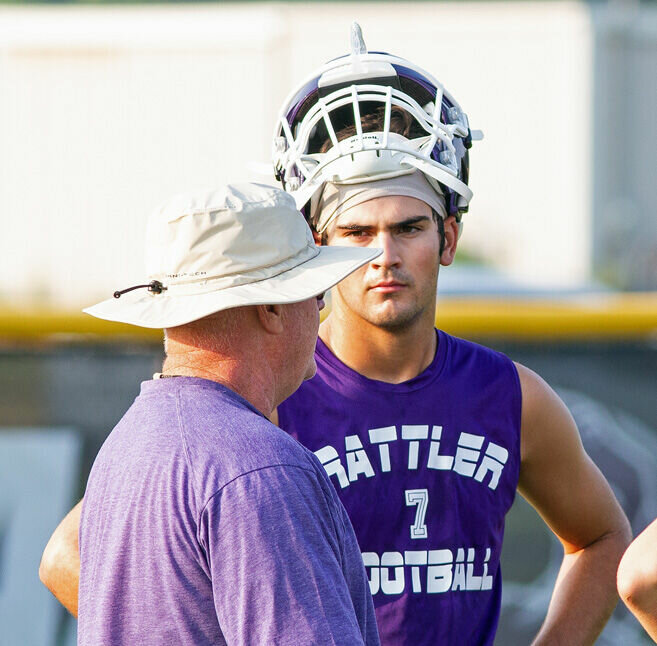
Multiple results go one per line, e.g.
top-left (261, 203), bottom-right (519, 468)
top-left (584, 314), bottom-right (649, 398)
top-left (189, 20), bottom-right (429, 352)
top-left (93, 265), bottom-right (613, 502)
top-left (509, 360), bottom-right (523, 488)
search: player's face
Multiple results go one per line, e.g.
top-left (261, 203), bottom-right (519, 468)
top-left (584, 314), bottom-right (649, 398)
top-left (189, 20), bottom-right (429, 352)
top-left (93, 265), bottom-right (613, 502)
top-left (324, 195), bottom-right (447, 329)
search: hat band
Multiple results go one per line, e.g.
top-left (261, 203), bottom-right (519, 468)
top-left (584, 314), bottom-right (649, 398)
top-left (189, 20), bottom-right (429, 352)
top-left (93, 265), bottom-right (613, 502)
top-left (157, 242), bottom-right (321, 297)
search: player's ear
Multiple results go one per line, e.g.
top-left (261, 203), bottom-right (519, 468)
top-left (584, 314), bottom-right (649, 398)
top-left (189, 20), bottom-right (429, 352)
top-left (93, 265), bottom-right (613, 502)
top-left (255, 304), bottom-right (285, 335)
top-left (440, 216), bottom-right (459, 266)
top-left (312, 230), bottom-right (322, 245)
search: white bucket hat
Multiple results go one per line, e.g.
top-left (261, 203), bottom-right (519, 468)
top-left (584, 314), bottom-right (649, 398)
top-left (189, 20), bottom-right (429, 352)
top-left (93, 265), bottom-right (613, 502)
top-left (85, 183), bottom-right (381, 329)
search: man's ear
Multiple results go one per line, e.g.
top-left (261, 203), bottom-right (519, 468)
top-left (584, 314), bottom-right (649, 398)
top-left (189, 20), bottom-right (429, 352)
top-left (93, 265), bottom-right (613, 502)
top-left (255, 304), bottom-right (285, 335)
top-left (312, 230), bottom-right (322, 245)
top-left (440, 216), bottom-right (459, 267)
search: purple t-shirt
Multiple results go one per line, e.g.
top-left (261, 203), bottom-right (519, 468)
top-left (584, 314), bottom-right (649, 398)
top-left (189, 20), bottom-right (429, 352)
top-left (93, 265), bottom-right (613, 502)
top-left (278, 331), bottom-right (521, 645)
top-left (78, 377), bottom-right (379, 646)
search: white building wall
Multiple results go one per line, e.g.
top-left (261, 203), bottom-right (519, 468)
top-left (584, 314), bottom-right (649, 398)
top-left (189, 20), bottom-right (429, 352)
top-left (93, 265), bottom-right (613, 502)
top-left (0, 3), bottom-right (594, 308)
top-left (592, 4), bottom-right (657, 290)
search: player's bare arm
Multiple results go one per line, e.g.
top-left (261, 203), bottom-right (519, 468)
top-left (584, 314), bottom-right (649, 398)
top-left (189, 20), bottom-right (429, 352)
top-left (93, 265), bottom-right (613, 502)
top-left (617, 517), bottom-right (657, 641)
top-left (39, 499), bottom-right (82, 617)
top-left (516, 362), bottom-right (632, 645)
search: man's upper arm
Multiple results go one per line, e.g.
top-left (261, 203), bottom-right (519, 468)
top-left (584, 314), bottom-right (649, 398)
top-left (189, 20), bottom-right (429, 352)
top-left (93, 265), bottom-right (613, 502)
top-left (39, 499), bottom-right (83, 617)
top-left (516, 363), bottom-right (628, 552)
top-left (200, 464), bottom-right (371, 645)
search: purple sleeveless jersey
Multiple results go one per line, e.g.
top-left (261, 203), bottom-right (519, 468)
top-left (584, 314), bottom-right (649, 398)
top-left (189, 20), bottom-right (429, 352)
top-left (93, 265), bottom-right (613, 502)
top-left (278, 330), bottom-right (521, 646)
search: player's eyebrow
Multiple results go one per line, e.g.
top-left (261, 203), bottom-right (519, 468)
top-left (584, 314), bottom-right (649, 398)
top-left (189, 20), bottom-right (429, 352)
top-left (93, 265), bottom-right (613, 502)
top-left (335, 223), bottom-right (372, 231)
top-left (393, 215), bottom-right (432, 228)
top-left (336, 215), bottom-right (432, 231)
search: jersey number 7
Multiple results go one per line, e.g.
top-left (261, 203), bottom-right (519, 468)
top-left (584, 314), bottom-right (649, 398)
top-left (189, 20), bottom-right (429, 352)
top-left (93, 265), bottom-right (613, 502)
top-left (405, 489), bottom-right (429, 539)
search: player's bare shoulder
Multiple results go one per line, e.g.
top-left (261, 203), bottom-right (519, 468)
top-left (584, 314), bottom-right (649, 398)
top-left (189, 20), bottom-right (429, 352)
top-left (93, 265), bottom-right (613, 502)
top-left (513, 361), bottom-right (629, 550)
top-left (513, 361), bottom-right (583, 480)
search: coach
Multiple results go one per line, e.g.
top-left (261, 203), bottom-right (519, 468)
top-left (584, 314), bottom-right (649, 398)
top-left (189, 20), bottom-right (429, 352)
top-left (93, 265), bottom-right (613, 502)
top-left (74, 183), bottom-right (380, 645)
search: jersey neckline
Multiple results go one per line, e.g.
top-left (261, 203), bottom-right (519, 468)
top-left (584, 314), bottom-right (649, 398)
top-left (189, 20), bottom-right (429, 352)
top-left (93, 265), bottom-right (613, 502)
top-left (315, 328), bottom-right (449, 393)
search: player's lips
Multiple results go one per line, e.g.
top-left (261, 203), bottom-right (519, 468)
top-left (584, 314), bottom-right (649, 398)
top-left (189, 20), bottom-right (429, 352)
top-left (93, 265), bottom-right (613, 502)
top-left (369, 280), bottom-right (407, 293)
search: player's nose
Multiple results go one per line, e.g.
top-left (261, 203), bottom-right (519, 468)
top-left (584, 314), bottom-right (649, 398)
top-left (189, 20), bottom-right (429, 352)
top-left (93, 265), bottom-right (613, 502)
top-left (371, 233), bottom-right (401, 268)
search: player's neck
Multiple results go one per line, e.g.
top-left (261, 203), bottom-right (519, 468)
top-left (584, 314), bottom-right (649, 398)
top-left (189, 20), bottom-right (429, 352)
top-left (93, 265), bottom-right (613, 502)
top-left (320, 307), bottom-right (437, 384)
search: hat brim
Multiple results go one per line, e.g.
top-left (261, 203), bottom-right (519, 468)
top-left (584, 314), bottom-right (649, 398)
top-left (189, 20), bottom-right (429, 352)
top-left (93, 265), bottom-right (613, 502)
top-left (84, 245), bottom-right (380, 329)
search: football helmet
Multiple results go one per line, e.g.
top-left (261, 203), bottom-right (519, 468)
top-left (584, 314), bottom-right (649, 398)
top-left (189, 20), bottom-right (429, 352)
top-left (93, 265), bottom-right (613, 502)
top-left (272, 23), bottom-right (482, 222)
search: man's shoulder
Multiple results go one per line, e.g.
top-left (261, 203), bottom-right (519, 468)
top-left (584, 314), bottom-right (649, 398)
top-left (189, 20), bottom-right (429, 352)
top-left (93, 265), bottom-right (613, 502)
top-left (176, 383), bottom-right (304, 456)
top-left (172, 380), bottom-right (318, 496)
top-left (93, 382), bottom-right (181, 458)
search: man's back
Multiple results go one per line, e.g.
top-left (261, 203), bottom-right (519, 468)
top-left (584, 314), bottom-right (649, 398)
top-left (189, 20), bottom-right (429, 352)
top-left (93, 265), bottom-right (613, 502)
top-left (80, 376), bottom-right (378, 645)
top-left (278, 331), bottom-right (521, 645)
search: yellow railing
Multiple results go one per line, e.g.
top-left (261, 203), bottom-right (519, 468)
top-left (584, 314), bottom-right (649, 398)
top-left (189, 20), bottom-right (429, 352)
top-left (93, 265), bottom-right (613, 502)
top-left (434, 293), bottom-right (657, 341)
top-left (1, 293), bottom-right (657, 343)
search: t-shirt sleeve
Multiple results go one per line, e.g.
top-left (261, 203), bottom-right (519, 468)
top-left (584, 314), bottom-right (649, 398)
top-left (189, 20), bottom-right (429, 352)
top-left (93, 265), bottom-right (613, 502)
top-left (198, 464), bottom-right (368, 646)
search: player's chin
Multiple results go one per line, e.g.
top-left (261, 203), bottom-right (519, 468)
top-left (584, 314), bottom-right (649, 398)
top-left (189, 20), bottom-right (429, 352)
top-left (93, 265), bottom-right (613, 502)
top-left (368, 304), bottom-right (422, 329)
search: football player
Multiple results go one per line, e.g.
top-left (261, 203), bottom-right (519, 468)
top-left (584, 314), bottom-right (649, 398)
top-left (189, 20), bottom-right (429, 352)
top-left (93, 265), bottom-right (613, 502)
top-left (270, 24), bottom-right (631, 645)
